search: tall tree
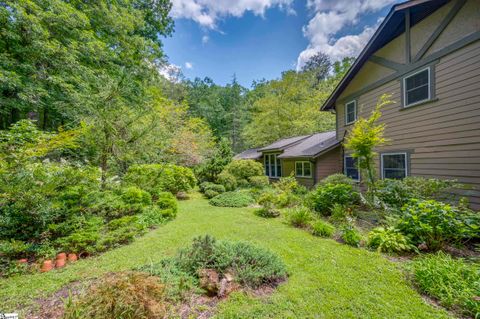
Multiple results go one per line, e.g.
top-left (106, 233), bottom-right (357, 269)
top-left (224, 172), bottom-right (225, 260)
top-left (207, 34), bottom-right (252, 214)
top-left (301, 52), bottom-right (332, 86)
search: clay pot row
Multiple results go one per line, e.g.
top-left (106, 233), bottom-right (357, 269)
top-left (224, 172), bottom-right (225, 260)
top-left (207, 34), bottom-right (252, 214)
top-left (17, 253), bottom-right (79, 273)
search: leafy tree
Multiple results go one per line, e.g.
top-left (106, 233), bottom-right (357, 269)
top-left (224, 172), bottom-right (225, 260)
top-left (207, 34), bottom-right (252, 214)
top-left (344, 94), bottom-right (393, 196)
top-left (194, 138), bottom-right (233, 183)
top-left (301, 52), bottom-right (331, 86)
top-left (0, 0), bottom-right (173, 129)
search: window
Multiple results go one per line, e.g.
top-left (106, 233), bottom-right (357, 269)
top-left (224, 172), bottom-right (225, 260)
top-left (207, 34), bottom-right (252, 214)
top-left (344, 155), bottom-right (359, 181)
top-left (295, 161), bottom-right (312, 178)
top-left (381, 153), bottom-right (408, 179)
top-left (345, 100), bottom-right (357, 125)
top-left (264, 154), bottom-right (281, 178)
top-left (403, 68), bottom-right (430, 107)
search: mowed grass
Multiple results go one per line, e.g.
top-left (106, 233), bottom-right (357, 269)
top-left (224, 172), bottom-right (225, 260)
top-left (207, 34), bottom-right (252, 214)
top-left (0, 194), bottom-right (451, 318)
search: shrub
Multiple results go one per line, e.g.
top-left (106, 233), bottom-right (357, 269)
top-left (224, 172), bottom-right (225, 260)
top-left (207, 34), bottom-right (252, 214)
top-left (274, 175), bottom-right (307, 195)
top-left (204, 189), bottom-right (220, 199)
top-left (156, 192), bottom-right (178, 217)
top-left (320, 173), bottom-right (355, 186)
top-left (199, 182), bottom-right (226, 199)
top-left (249, 175), bottom-right (270, 189)
top-left (137, 207), bottom-right (167, 228)
top-left (121, 186), bottom-right (152, 206)
top-left (209, 191), bottom-right (255, 208)
top-left (174, 235), bottom-right (287, 288)
top-left (63, 272), bottom-right (167, 319)
top-left (308, 183), bottom-right (359, 215)
top-left (124, 164), bottom-right (196, 196)
top-left (216, 171), bottom-right (237, 191)
top-left (367, 227), bottom-right (415, 253)
top-left (254, 207), bottom-right (280, 218)
top-left (330, 203), bottom-right (355, 224)
top-left (397, 199), bottom-right (477, 250)
top-left (286, 206), bottom-right (313, 228)
top-left (222, 160), bottom-right (264, 182)
top-left (411, 252), bottom-right (480, 317)
top-left (310, 220), bottom-right (335, 238)
top-left (55, 217), bottom-right (104, 254)
top-left (87, 190), bottom-right (144, 220)
top-left (0, 240), bottom-right (32, 259)
top-left (339, 224), bottom-right (362, 247)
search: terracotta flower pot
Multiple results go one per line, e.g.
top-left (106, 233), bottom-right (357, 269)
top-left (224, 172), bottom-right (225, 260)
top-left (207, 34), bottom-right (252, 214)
top-left (55, 258), bottom-right (66, 268)
top-left (41, 260), bottom-right (54, 272)
top-left (56, 252), bottom-right (67, 260)
top-left (17, 258), bottom-right (28, 264)
top-left (67, 253), bottom-right (78, 262)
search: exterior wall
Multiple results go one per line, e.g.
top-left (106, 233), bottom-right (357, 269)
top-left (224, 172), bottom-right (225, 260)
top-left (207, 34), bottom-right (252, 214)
top-left (315, 147), bottom-right (343, 182)
top-left (335, 0), bottom-right (480, 209)
top-left (281, 159), bottom-right (315, 188)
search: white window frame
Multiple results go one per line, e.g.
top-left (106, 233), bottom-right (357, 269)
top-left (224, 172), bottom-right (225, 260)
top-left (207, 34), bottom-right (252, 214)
top-left (403, 67), bottom-right (431, 108)
top-left (345, 100), bottom-right (357, 125)
top-left (295, 161), bottom-right (312, 178)
top-left (381, 152), bottom-right (408, 179)
top-left (264, 153), bottom-right (281, 178)
top-left (344, 155), bottom-right (360, 182)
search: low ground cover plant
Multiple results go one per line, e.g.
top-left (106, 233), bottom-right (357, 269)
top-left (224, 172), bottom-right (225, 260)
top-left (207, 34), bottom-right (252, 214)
top-left (310, 220), bottom-right (335, 238)
top-left (339, 224), bottom-right (362, 247)
top-left (410, 252), bottom-right (480, 318)
top-left (209, 191), bottom-right (255, 207)
top-left (367, 226), bottom-right (415, 253)
top-left (286, 206), bottom-right (313, 228)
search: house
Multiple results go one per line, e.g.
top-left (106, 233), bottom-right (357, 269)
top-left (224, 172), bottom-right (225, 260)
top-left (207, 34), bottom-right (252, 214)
top-left (321, 0), bottom-right (480, 208)
top-left (235, 131), bottom-right (341, 187)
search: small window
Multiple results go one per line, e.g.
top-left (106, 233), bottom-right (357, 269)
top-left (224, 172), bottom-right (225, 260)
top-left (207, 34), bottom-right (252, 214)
top-left (295, 161), bottom-right (312, 178)
top-left (381, 153), bottom-right (408, 179)
top-left (264, 154), bottom-right (281, 178)
top-left (344, 155), bottom-right (359, 181)
top-left (345, 100), bottom-right (357, 125)
top-left (403, 68), bottom-right (430, 107)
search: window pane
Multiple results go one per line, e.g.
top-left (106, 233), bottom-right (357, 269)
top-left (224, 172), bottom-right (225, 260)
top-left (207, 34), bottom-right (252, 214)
top-left (346, 168), bottom-right (359, 180)
top-left (296, 162), bottom-right (302, 176)
top-left (265, 155), bottom-right (269, 176)
top-left (405, 69), bottom-right (429, 105)
top-left (304, 163), bottom-right (311, 176)
top-left (345, 156), bottom-right (359, 180)
top-left (383, 154), bottom-right (407, 179)
top-left (346, 102), bottom-right (356, 123)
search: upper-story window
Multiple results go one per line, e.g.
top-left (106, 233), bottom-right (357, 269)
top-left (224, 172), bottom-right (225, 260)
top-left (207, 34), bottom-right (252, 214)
top-left (403, 67), bottom-right (430, 107)
top-left (345, 100), bottom-right (357, 125)
top-left (264, 153), bottom-right (281, 178)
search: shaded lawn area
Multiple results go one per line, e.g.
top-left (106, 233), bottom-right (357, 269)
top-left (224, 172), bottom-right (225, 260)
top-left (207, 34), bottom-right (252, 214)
top-left (0, 194), bottom-right (451, 318)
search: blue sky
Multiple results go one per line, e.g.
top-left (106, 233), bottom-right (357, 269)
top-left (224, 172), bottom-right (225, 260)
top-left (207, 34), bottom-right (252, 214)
top-left (163, 0), bottom-right (399, 87)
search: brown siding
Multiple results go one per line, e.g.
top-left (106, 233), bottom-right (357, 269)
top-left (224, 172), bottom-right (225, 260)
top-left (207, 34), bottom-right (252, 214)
top-left (315, 147), bottom-right (343, 183)
top-left (335, 0), bottom-right (480, 209)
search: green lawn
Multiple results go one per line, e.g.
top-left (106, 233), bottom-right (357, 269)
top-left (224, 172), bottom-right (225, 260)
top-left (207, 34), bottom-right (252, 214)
top-left (0, 194), bottom-right (451, 318)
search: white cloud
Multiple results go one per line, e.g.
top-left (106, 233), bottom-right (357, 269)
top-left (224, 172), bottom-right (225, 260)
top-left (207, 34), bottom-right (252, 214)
top-left (170, 0), bottom-right (293, 29)
top-left (202, 35), bottom-right (209, 44)
top-left (185, 61), bottom-right (194, 69)
top-left (159, 63), bottom-right (183, 82)
top-left (297, 0), bottom-right (397, 70)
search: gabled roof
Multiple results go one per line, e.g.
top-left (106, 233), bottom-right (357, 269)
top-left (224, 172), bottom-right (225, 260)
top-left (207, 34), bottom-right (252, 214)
top-left (258, 135), bottom-right (310, 152)
top-left (277, 131), bottom-right (339, 159)
top-left (321, 0), bottom-right (450, 111)
top-left (234, 148), bottom-right (262, 160)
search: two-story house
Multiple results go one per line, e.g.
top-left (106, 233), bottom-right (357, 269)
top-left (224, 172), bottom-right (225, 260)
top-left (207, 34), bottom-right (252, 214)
top-left (321, 0), bottom-right (480, 209)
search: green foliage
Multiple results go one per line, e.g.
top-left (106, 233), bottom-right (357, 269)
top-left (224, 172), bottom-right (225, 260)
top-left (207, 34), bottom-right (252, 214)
top-left (330, 204), bottom-right (355, 224)
top-left (257, 176), bottom-right (304, 210)
top-left (339, 224), bottom-right (362, 247)
top-left (367, 227), bottom-right (415, 253)
top-left (254, 207), bottom-right (281, 218)
top-left (194, 138), bottom-right (233, 183)
top-left (0, 240), bottom-right (32, 259)
top-left (344, 94), bottom-right (393, 195)
top-left (209, 191), bottom-right (255, 208)
top-left (124, 164), bottom-right (196, 195)
top-left (121, 187), bottom-right (152, 206)
top-left (286, 207), bottom-right (313, 228)
top-left (274, 175), bottom-right (307, 195)
top-left (249, 175), bottom-right (270, 189)
top-left (222, 160), bottom-right (264, 184)
top-left (216, 171), bottom-right (238, 191)
top-left (397, 199), bottom-right (479, 250)
top-left (63, 272), bottom-right (168, 319)
top-left (155, 192), bottom-right (178, 218)
top-left (376, 177), bottom-right (462, 209)
top-left (173, 235), bottom-right (287, 288)
top-left (411, 252), bottom-right (479, 317)
top-left (320, 174), bottom-right (355, 186)
top-left (310, 220), bottom-right (335, 238)
top-left (308, 183), bottom-right (359, 216)
top-left (54, 217), bottom-right (104, 255)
